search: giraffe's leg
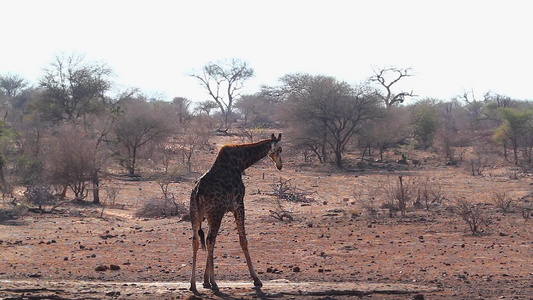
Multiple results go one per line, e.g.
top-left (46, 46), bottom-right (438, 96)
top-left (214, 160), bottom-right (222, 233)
top-left (234, 207), bottom-right (262, 287)
top-left (204, 216), bottom-right (222, 290)
top-left (189, 206), bottom-right (201, 293)
top-left (190, 230), bottom-right (200, 293)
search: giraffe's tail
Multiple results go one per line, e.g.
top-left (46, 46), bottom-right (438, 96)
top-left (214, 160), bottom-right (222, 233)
top-left (198, 228), bottom-right (206, 251)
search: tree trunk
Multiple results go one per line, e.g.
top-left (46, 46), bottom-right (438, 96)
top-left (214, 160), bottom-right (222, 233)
top-left (321, 141), bottom-right (327, 163)
top-left (512, 138), bottom-right (519, 165)
top-left (130, 147), bottom-right (137, 175)
top-left (59, 185), bottom-right (68, 200)
top-left (92, 171), bottom-right (100, 204)
top-left (335, 148), bottom-right (343, 168)
top-left (0, 164), bottom-right (8, 197)
top-left (503, 140), bottom-right (508, 160)
top-left (334, 136), bottom-right (344, 168)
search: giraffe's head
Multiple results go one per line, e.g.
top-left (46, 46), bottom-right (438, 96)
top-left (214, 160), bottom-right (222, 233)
top-left (268, 133), bottom-right (283, 170)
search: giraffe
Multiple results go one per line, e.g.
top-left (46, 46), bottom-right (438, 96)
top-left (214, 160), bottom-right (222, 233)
top-left (189, 133), bottom-right (283, 293)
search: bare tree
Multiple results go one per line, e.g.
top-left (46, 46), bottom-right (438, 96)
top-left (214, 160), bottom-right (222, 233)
top-left (484, 91), bottom-right (512, 108)
top-left (177, 115), bottom-right (214, 173)
top-left (370, 67), bottom-right (415, 108)
top-left (114, 99), bottom-right (175, 175)
top-left (359, 106), bottom-right (409, 160)
top-left (235, 93), bottom-right (278, 127)
top-left (190, 58), bottom-right (254, 131)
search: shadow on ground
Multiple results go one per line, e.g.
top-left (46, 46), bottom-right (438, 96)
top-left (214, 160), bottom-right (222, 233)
top-left (0, 279), bottom-right (441, 299)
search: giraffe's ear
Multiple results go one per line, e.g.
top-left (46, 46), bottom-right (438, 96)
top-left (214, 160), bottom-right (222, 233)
top-left (271, 133), bottom-right (276, 140)
top-left (277, 133), bottom-right (282, 141)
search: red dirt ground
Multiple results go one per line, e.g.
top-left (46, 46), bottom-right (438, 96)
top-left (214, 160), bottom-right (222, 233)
top-left (1, 139), bottom-right (532, 299)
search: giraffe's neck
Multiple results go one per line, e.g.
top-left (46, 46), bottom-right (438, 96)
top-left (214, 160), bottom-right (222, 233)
top-left (214, 139), bottom-right (273, 172)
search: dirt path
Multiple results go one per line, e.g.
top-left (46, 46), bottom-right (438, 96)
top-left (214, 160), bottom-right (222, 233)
top-left (0, 279), bottom-right (440, 299)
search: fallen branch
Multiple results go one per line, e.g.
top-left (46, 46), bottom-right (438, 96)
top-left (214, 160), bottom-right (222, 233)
top-left (269, 209), bottom-right (294, 222)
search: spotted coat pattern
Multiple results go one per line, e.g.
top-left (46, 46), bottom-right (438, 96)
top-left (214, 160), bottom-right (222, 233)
top-left (189, 133), bottom-right (283, 293)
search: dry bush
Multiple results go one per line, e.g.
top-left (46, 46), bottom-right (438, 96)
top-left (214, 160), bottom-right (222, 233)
top-left (269, 177), bottom-right (313, 203)
top-left (467, 145), bottom-right (498, 177)
top-left (135, 196), bottom-right (188, 219)
top-left (379, 175), bottom-right (416, 217)
top-left (0, 203), bottom-right (28, 220)
top-left (269, 199), bottom-right (294, 223)
top-left (491, 192), bottom-right (513, 213)
top-left (453, 198), bottom-right (490, 235)
top-left (520, 207), bottom-right (532, 220)
top-left (469, 156), bottom-right (488, 176)
top-left (24, 185), bottom-right (57, 211)
top-left (416, 177), bottom-right (445, 210)
top-left (268, 177), bottom-right (315, 223)
top-left (354, 191), bottom-right (378, 219)
top-left (239, 126), bottom-right (266, 143)
top-left (104, 187), bottom-right (120, 206)
top-left (517, 193), bottom-right (533, 220)
top-left (136, 172), bottom-right (188, 219)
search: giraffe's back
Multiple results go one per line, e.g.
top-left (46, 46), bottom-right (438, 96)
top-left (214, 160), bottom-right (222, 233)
top-left (192, 167), bottom-right (244, 215)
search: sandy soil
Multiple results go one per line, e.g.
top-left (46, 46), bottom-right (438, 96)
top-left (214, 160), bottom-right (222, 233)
top-left (1, 144), bottom-right (532, 299)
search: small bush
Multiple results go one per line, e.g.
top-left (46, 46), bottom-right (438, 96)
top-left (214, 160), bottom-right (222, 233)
top-left (380, 175), bottom-right (415, 217)
top-left (270, 177), bottom-right (313, 203)
top-left (269, 206), bottom-right (294, 222)
top-left (491, 192), bottom-right (513, 213)
top-left (0, 203), bottom-right (28, 221)
top-left (355, 191), bottom-right (378, 219)
top-left (24, 185), bottom-right (56, 210)
top-left (517, 194), bottom-right (533, 220)
top-left (135, 197), bottom-right (188, 219)
top-left (453, 198), bottom-right (490, 235)
top-left (104, 187), bottom-right (120, 206)
top-left (417, 177), bottom-right (445, 210)
top-left (521, 207), bottom-right (532, 220)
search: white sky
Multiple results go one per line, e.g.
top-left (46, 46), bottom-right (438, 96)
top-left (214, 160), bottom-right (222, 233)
top-left (1, 0), bottom-right (532, 102)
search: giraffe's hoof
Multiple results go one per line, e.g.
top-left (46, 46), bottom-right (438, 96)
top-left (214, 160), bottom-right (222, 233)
top-left (211, 285), bottom-right (219, 291)
top-left (203, 282), bottom-right (211, 289)
top-left (189, 286), bottom-right (198, 294)
top-left (254, 279), bottom-right (263, 287)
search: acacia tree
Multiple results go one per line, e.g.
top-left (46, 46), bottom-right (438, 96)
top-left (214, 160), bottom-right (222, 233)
top-left (411, 100), bottom-right (442, 149)
top-left (0, 73), bottom-right (30, 123)
top-left (36, 53), bottom-right (112, 123)
top-left (190, 58), bottom-right (254, 131)
top-left (0, 74), bottom-right (28, 98)
top-left (370, 67), bottom-right (415, 108)
top-left (172, 97), bottom-right (192, 124)
top-left (278, 74), bottom-right (379, 168)
top-left (494, 107), bottom-right (532, 165)
top-left (194, 100), bottom-right (218, 116)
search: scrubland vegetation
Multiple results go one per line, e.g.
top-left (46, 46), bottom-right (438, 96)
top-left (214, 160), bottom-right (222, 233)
top-left (1, 54), bottom-right (532, 299)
